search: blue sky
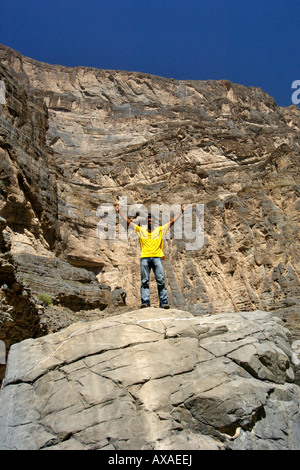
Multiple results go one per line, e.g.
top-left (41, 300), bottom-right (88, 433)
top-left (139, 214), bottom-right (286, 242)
top-left (1, 0), bottom-right (299, 107)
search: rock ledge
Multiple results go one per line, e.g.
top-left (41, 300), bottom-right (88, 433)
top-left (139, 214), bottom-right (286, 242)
top-left (0, 308), bottom-right (299, 450)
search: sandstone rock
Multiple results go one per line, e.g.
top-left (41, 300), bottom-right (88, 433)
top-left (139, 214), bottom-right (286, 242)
top-left (1, 44), bottom-right (299, 315)
top-left (12, 252), bottom-right (113, 311)
top-left (0, 249), bottom-right (117, 383)
top-left (0, 57), bottom-right (122, 360)
top-left (0, 44), bottom-right (300, 451)
top-left (0, 308), bottom-right (299, 450)
top-left (0, 252), bottom-right (47, 371)
top-left (0, 61), bottom-right (59, 256)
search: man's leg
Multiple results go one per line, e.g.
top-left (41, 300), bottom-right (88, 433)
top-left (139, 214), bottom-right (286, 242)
top-left (140, 258), bottom-right (151, 307)
top-left (152, 257), bottom-right (169, 308)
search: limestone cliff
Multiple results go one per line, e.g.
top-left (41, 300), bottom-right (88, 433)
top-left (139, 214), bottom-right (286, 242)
top-left (0, 45), bottom-right (300, 449)
top-left (0, 55), bottom-right (123, 372)
top-left (0, 44), bottom-right (299, 318)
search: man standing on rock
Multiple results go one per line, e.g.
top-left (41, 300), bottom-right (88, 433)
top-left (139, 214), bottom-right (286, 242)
top-left (114, 203), bottom-right (186, 309)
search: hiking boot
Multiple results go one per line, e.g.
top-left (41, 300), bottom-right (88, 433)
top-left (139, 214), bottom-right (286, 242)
top-left (141, 304), bottom-right (149, 308)
top-left (161, 304), bottom-right (170, 309)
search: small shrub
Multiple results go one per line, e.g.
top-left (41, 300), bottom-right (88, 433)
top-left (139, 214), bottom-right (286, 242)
top-left (36, 293), bottom-right (53, 306)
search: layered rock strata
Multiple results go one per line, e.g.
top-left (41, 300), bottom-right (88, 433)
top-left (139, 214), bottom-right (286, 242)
top-left (0, 44), bottom-right (300, 451)
top-left (0, 44), bottom-right (299, 316)
top-left (0, 53), bottom-right (120, 381)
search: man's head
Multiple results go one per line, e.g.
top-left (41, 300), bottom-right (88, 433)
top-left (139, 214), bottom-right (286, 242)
top-left (147, 213), bottom-right (156, 231)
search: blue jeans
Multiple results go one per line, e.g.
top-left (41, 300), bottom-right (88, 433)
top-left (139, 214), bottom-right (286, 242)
top-left (140, 257), bottom-right (168, 307)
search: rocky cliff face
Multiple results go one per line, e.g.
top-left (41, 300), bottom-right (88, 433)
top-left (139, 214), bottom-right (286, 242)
top-left (0, 44), bottom-right (299, 449)
top-left (0, 47), bottom-right (125, 381)
top-left (1, 44), bottom-right (299, 317)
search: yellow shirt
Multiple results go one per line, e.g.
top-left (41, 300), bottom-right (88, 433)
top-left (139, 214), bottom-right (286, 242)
top-left (135, 224), bottom-right (170, 258)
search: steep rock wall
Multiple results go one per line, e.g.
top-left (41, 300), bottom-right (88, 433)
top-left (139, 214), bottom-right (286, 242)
top-left (0, 44), bottom-right (299, 451)
top-left (1, 44), bottom-right (299, 315)
top-left (0, 53), bottom-right (120, 382)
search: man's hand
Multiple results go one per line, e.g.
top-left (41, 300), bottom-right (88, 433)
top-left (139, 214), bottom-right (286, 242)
top-left (114, 202), bottom-right (136, 229)
top-left (168, 203), bottom-right (187, 228)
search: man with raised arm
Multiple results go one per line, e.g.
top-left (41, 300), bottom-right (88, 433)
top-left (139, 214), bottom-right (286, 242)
top-left (114, 203), bottom-right (186, 309)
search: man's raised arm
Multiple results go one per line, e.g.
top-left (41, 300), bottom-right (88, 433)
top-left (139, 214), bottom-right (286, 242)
top-left (114, 203), bottom-right (136, 230)
top-left (168, 204), bottom-right (187, 228)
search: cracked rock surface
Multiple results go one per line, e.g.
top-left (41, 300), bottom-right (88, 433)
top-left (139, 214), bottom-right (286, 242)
top-left (0, 308), bottom-right (299, 450)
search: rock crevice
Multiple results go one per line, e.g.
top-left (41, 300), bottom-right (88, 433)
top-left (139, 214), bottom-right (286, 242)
top-left (0, 308), bottom-right (299, 450)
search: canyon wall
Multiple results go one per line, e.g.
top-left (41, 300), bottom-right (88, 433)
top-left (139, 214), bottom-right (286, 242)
top-left (1, 44), bottom-right (299, 317)
top-left (0, 44), bottom-right (299, 450)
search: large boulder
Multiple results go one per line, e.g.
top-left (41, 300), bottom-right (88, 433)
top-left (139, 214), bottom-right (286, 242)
top-left (0, 308), bottom-right (299, 450)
